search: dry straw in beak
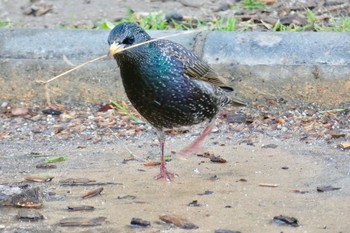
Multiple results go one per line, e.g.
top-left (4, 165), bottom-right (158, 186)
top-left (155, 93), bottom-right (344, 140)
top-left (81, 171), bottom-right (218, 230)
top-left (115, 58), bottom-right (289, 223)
top-left (108, 42), bottom-right (125, 57)
top-left (38, 29), bottom-right (198, 85)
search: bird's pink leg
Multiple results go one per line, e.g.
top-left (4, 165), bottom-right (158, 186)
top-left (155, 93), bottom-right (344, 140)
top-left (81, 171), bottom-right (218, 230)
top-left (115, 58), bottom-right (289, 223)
top-left (179, 121), bottom-right (214, 155)
top-left (154, 133), bottom-right (177, 181)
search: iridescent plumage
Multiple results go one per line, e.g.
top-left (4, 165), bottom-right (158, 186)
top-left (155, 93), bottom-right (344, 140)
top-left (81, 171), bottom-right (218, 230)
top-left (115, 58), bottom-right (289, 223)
top-left (108, 22), bottom-right (245, 180)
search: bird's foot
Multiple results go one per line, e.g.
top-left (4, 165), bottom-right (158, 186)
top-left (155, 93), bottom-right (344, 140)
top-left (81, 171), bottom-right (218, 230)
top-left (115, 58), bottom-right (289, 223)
top-left (178, 142), bottom-right (203, 156)
top-left (154, 167), bottom-right (178, 181)
top-left (179, 124), bottom-right (213, 155)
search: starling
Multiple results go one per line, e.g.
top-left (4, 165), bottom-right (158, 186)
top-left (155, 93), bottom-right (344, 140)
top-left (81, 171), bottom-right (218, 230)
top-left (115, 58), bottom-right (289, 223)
top-left (108, 22), bottom-right (245, 180)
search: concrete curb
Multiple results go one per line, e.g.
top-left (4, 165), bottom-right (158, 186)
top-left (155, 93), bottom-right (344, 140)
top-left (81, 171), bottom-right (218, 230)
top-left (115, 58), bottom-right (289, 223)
top-left (0, 29), bottom-right (349, 106)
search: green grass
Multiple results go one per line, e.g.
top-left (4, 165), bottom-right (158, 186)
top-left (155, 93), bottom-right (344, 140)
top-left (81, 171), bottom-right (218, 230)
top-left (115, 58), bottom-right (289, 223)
top-left (95, 6), bottom-right (350, 32)
top-left (243, 0), bottom-right (265, 10)
top-left (272, 9), bottom-right (350, 32)
top-left (96, 6), bottom-right (350, 33)
top-left (213, 17), bottom-right (237, 31)
top-left (96, 11), bottom-right (238, 32)
top-left (0, 21), bottom-right (11, 28)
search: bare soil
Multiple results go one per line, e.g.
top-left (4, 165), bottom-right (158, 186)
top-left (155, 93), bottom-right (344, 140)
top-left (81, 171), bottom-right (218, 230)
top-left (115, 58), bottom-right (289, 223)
top-left (1, 131), bottom-right (350, 232)
top-left (0, 101), bottom-right (349, 232)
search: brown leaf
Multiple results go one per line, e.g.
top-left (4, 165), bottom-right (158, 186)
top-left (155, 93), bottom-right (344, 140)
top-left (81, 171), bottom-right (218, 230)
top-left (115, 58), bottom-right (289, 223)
top-left (329, 130), bottom-right (345, 138)
top-left (11, 107), bottom-right (29, 116)
top-left (257, 0), bottom-right (275, 4)
top-left (259, 183), bottom-right (279, 188)
top-left (144, 161), bottom-right (161, 167)
top-left (159, 214), bottom-right (198, 229)
top-left (59, 217), bottom-right (107, 226)
top-left (81, 187), bottom-right (103, 199)
top-left (292, 189), bottom-right (309, 194)
top-left (25, 176), bottom-right (54, 182)
top-left (339, 142), bottom-right (350, 149)
top-left (98, 104), bottom-right (113, 112)
top-left (210, 155), bottom-right (227, 163)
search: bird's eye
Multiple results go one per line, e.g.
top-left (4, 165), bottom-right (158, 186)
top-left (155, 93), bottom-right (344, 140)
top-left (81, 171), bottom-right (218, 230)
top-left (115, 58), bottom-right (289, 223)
top-left (122, 36), bottom-right (135, 45)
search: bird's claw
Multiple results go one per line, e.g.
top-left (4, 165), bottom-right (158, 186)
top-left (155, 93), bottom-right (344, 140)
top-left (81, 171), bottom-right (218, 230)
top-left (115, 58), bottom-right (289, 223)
top-left (154, 169), bottom-right (178, 181)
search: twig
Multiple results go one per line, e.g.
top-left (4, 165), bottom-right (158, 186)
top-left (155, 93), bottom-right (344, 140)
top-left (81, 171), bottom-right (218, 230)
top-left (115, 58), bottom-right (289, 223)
top-left (35, 29), bottom-right (199, 106)
top-left (37, 29), bottom-right (198, 85)
top-left (36, 54), bottom-right (107, 84)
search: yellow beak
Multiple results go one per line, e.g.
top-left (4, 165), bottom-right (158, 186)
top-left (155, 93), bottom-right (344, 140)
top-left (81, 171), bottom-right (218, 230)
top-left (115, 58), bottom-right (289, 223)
top-left (108, 42), bottom-right (125, 57)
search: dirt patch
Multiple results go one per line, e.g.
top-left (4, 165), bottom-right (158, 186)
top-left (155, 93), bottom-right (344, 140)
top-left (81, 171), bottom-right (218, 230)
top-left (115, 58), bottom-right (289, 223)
top-left (1, 134), bottom-right (350, 232)
top-left (0, 100), bottom-right (350, 232)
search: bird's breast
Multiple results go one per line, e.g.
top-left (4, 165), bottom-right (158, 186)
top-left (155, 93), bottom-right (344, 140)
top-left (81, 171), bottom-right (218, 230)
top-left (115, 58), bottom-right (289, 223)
top-left (116, 53), bottom-right (220, 129)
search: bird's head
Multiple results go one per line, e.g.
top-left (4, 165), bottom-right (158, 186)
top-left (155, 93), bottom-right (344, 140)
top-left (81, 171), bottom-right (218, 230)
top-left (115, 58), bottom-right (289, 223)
top-left (108, 22), bottom-right (151, 57)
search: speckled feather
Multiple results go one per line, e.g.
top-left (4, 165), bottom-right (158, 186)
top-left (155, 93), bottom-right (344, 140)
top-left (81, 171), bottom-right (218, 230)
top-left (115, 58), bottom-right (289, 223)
top-left (108, 23), bottom-right (244, 130)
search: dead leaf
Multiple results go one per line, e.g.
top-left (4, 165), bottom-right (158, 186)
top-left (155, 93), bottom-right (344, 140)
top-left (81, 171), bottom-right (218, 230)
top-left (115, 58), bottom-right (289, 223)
top-left (292, 189), bottom-right (309, 194)
top-left (257, 0), bottom-right (276, 4)
top-left (188, 200), bottom-right (201, 207)
top-left (317, 185), bottom-right (341, 192)
top-left (81, 187), bottom-right (103, 199)
top-left (117, 195), bottom-right (137, 200)
top-left (11, 107), bottom-right (29, 116)
top-left (259, 183), bottom-right (279, 188)
top-left (273, 215), bottom-right (299, 227)
top-left (130, 217), bottom-right (151, 227)
top-left (329, 130), bottom-right (345, 138)
top-left (339, 142), bottom-right (350, 149)
top-left (17, 209), bottom-right (44, 221)
top-left (98, 104), bottom-right (113, 112)
top-left (144, 161), bottom-right (161, 166)
top-left (262, 144), bottom-right (278, 149)
top-left (210, 155), bottom-right (227, 163)
top-left (67, 205), bottom-right (95, 211)
top-left (159, 214), bottom-right (198, 229)
top-left (59, 217), bottom-right (107, 226)
top-left (25, 176), bottom-right (54, 182)
top-left (35, 164), bottom-right (57, 169)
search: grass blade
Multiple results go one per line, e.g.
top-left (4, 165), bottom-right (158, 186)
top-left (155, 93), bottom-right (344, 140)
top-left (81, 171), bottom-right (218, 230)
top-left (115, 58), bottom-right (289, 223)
top-left (110, 100), bottom-right (144, 123)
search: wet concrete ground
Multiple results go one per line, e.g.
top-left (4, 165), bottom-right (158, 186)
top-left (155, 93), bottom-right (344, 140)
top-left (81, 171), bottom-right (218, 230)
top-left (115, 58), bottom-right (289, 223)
top-left (1, 132), bottom-right (349, 232)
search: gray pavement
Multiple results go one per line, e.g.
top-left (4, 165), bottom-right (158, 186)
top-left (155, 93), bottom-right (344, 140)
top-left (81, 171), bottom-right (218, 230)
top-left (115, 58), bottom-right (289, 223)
top-left (0, 29), bottom-right (349, 106)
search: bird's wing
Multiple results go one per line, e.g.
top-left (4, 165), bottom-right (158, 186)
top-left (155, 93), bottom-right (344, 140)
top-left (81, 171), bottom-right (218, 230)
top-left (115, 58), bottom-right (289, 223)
top-left (185, 61), bottom-right (233, 91)
top-left (156, 40), bottom-right (233, 91)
